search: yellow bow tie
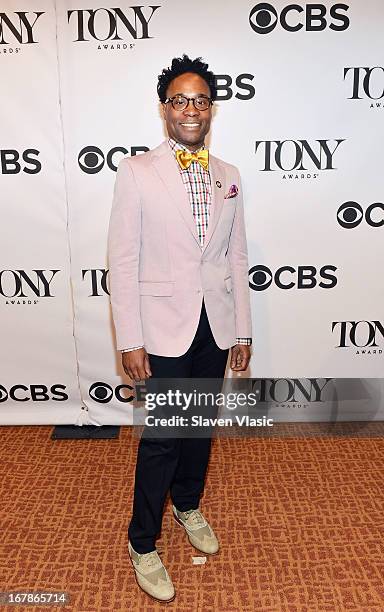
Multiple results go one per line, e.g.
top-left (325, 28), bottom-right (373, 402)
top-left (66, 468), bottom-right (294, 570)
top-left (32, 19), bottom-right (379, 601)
top-left (175, 149), bottom-right (209, 171)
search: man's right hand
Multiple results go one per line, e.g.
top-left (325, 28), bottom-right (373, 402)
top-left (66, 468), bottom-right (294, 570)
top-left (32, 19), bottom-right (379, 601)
top-left (122, 348), bottom-right (152, 382)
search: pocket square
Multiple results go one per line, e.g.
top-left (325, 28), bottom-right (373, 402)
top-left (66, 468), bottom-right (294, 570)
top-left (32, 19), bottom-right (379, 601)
top-left (224, 184), bottom-right (238, 199)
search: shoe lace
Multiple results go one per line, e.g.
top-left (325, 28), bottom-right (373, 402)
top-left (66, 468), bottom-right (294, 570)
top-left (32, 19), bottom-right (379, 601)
top-left (139, 550), bottom-right (160, 569)
top-left (183, 509), bottom-right (205, 527)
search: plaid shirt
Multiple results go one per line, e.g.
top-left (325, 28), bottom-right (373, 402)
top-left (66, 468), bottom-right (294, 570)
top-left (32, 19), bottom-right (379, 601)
top-left (120, 141), bottom-right (252, 352)
top-left (168, 138), bottom-right (211, 246)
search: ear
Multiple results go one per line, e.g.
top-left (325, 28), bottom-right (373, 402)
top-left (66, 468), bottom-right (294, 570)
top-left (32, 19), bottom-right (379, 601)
top-left (161, 103), bottom-right (167, 118)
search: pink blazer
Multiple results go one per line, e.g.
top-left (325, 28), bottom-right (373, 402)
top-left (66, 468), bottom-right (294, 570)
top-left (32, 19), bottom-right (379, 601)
top-left (107, 140), bottom-right (252, 357)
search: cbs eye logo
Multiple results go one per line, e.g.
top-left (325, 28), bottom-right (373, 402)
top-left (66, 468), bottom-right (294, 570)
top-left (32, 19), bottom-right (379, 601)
top-left (89, 382), bottom-right (134, 403)
top-left (249, 265), bottom-right (274, 290)
top-left (337, 202), bottom-right (384, 229)
top-left (249, 3), bottom-right (349, 34)
top-left (249, 265), bottom-right (337, 290)
top-left (78, 146), bottom-right (105, 174)
top-left (78, 145), bottom-right (149, 173)
top-left (249, 3), bottom-right (278, 34)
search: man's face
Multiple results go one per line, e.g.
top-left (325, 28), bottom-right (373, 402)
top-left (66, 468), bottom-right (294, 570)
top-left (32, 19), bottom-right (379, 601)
top-left (162, 72), bottom-right (212, 151)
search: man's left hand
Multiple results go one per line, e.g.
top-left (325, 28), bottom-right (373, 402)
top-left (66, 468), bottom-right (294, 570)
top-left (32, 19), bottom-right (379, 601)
top-left (230, 344), bottom-right (251, 371)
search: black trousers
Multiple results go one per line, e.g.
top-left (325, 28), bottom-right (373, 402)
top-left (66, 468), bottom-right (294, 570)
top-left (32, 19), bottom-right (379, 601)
top-left (128, 300), bottom-right (229, 553)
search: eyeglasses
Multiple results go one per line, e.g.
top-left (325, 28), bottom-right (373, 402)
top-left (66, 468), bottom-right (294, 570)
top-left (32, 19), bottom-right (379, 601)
top-left (164, 94), bottom-right (213, 111)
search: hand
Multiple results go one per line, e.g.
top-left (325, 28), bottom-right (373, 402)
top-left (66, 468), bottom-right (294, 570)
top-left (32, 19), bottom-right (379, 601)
top-left (122, 348), bottom-right (152, 382)
top-left (230, 344), bottom-right (251, 372)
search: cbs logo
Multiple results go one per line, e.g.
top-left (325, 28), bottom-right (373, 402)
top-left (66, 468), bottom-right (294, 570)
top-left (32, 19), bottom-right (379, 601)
top-left (249, 265), bottom-right (338, 290)
top-left (337, 202), bottom-right (384, 229)
top-left (0, 384), bottom-right (67, 402)
top-left (89, 382), bottom-right (134, 403)
top-left (78, 145), bottom-right (149, 174)
top-left (215, 74), bottom-right (255, 100)
top-left (249, 2), bottom-right (349, 34)
top-left (1, 149), bottom-right (41, 174)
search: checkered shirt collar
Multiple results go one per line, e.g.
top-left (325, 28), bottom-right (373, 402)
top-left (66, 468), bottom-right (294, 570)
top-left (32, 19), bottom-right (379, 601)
top-left (168, 137), bottom-right (207, 156)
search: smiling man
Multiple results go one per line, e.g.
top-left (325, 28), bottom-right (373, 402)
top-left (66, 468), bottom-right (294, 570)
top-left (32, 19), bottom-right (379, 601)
top-left (108, 55), bottom-right (252, 602)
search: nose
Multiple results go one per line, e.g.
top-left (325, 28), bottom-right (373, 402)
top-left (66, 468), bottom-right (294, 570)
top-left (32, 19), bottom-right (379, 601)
top-left (183, 99), bottom-right (199, 116)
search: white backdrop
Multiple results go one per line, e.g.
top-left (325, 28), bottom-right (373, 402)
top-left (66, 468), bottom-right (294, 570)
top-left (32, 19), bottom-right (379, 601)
top-left (0, 0), bottom-right (83, 424)
top-left (1, 0), bottom-right (383, 423)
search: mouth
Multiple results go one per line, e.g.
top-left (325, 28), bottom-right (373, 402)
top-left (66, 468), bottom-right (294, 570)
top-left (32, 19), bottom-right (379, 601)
top-left (179, 122), bottom-right (201, 129)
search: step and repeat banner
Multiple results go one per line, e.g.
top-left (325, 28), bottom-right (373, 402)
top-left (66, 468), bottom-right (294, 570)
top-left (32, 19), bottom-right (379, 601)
top-left (0, 0), bottom-right (83, 424)
top-left (1, 0), bottom-right (383, 423)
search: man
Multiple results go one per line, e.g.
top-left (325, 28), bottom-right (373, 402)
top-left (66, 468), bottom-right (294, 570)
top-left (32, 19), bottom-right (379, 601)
top-left (108, 54), bottom-right (252, 602)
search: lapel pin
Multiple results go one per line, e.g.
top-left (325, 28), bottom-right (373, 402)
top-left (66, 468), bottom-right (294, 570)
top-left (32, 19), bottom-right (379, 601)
top-left (216, 180), bottom-right (222, 188)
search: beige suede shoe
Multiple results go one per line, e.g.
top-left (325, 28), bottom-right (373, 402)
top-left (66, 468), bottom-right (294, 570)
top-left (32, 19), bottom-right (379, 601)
top-left (128, 541), bottom-right (175, 603)
top-left (172, 505), bottom-right (219, 555)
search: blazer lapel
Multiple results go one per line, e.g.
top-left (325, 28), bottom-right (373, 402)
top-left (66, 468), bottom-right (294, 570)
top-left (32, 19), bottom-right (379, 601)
top-left (151, 141), bottom-right (200, 247)
top-left (202, 155), bottom-right (225, 253)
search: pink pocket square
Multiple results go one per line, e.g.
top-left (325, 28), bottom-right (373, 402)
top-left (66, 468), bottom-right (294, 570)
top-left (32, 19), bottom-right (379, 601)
top-left (224, 184), bottom-right (238, 199)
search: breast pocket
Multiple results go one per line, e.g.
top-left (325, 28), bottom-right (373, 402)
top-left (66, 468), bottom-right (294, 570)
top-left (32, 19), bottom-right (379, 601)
top-left (138, 281), bottom-right (174, 296)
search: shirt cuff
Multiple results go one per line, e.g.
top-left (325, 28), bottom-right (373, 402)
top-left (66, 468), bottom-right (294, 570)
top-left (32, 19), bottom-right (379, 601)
top-left (121, 346), bottom-right (144, 353)
top-left (235, 338), bottom-right (252, 345)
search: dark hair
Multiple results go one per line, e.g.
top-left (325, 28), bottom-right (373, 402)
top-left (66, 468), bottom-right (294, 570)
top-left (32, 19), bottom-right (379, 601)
top-left (157, 54), bottom-right (217, 102)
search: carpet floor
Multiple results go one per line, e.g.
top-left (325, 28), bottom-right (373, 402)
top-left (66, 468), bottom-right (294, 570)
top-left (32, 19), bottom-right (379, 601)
top-left (0, 425), bottom-right (383, 612)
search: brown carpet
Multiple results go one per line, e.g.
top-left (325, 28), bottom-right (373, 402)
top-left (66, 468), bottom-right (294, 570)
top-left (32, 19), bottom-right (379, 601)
top-left (0, 425), bottom-right (383, 612)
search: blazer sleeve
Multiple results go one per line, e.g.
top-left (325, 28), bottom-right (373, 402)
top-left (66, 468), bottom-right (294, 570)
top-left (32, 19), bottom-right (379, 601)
top-left (107, 158), bottom-right (144, 350)
top-left (227, 168), bottom-right (253, 340)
